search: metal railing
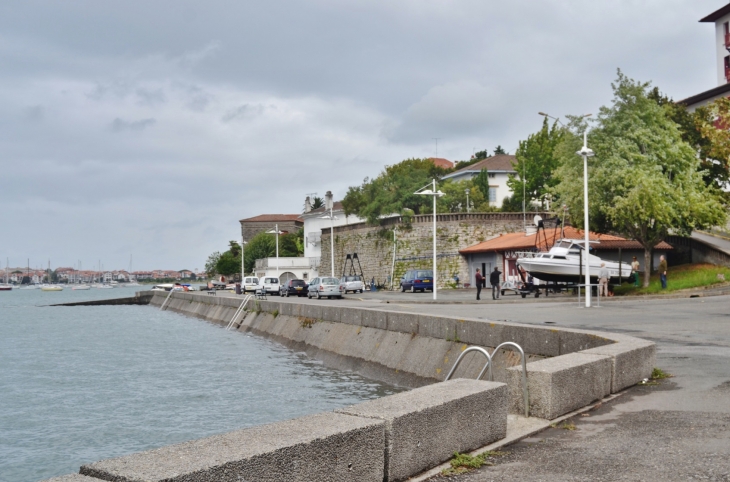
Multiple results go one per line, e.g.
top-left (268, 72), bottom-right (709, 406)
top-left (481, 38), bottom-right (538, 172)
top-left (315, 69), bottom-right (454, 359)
top-left (445, 342), bottom-right (530, 418)
top-left (159, 289), bottom-right (175, 311)
top-left (226, 295), bottom-right (252, 331)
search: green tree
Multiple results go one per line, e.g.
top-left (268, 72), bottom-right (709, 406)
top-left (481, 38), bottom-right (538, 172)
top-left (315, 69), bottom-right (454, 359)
top-left (216, 251), bottom-right (240, 277)
top-left (434, 179), bottom-right (490, 213)
top-left (473, 168), bottom-right (490, 200)
top-left (228, 240), bottom-right (241, 257)
top-left (493, 145), bottom-right (506, 155)
top-left (311, 196), bottom-right (324, 209)
top-left (205, 252), bottom-right (221, 277)
top-left (508, 117), bottom-right (565, 210)
top-left (244, 231), bottom-right (275, 274)
top-left (500, 195), bottom-right (523, 212)
top-left (342, 158), bottom-right (450, 224)
top-left (693, 97), bottom-right (730, 195)
top-left (553, 71), bottom-right (727, 287)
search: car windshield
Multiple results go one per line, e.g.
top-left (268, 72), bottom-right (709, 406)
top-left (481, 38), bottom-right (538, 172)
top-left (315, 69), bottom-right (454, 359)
top-left (416, 271), bottom-right (433, 278)
top-left (346, 276), bottom-right (361, 282)
top-left (322, 277), bottom-right (339, 285)
top-left (247, 278), bottom-right (258, 283)
top-left (265, 278), bottom-right (278, 283)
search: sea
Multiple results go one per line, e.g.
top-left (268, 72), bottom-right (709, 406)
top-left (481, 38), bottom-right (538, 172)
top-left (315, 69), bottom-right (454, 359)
top-left (0, 287), bottom-right (400, 482)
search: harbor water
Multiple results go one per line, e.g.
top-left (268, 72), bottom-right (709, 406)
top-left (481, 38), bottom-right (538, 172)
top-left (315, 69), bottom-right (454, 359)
top-left (0, 287), bottom-right (400, 482)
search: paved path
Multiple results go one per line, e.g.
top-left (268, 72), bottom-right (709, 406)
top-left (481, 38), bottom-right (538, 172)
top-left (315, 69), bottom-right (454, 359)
top-left (251, 291), bottom-right (730, 481)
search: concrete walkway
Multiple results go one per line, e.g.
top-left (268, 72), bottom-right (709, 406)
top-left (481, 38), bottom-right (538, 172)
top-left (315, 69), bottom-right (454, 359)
top-left (242, 292), bottom-right (730, 480)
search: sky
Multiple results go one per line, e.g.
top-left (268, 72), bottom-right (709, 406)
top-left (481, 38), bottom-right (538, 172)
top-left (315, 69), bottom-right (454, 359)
top-left (0, 0), bottom-right (726, 271)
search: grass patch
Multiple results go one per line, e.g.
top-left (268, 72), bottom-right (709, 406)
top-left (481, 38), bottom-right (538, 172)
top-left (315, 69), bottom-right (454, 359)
top-left (651, 367), bottom-right (672, 379)
top-left (550, 421), bottom-right (576, 430)
top-left (299, 317), bottom-right (318, 328)
top-left (613, 263), bottom-right (730, 296)
top-left (441, 451), bottom-right (507, 476)
top-left (271, 309), bottom-right (279, 318)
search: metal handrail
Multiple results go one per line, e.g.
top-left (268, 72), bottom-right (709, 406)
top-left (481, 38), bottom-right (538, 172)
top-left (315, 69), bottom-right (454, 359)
top-left (159, 289), bottom-right (175, 311)
top-left (226, 295), bottom-right (252, 331)
top-left (491, 342), bottom-right (529, 418)
top-left (445, 346), bottom-right (492, 382)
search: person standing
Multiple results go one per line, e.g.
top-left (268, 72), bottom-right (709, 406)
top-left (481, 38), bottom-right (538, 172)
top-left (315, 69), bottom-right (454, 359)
top-left (490, 266), bottom-right (502, 300)
top-left (475, 268), bottom-right (483, 300)
top-left (631, 256), bottom-right (640, 287)
top-left (598, 262), bottom-right (609, 298)
top-left (658, 255), bottom-right (668, 289)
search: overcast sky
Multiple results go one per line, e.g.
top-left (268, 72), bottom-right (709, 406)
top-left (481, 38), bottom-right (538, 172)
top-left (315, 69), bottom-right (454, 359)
top-left (0, 0), bottom-right (725, 271)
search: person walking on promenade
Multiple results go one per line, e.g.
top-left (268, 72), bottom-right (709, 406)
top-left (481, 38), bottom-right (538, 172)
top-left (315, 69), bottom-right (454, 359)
top-left (631, 256), bottom-right (640, 287)
top-left (598, 262), bottom-right (609, 298)
top-left (659, 255), bottom-right (668, 289)
top-left (490, 266), bottom-right (502, 300)
top-left (475, 268), bottom-right (483, 300)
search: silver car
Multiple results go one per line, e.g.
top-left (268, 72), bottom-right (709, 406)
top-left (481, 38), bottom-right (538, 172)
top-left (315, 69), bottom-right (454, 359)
top-left (339, 275), bottom-right (364, 294)
top-left (307, 277), bottom-right (342, 299)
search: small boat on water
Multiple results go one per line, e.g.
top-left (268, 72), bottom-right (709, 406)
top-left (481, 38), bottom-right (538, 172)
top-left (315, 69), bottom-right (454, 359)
top-left (1, 258), bottom-right (14, 291)
top-left (516, 239), bottom-right (633, 284)
top-left (72, 284), bottom-right (91, 290)
top-left (41, 284), bottom-right (63, 292)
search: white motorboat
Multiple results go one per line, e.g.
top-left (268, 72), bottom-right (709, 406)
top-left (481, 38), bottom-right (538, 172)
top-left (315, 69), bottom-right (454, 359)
top-left (516, 239), bottom-right (633, 284)
top-left (72, 284), bottom-right (91, 290)
top-left (41, 284), bottom-right (63, 291)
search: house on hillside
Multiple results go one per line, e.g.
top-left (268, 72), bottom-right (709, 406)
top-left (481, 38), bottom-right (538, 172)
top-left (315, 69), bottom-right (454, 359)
top-left (441, 154), bottom-right (517, 208)
top-left (459, 226), bottom-right (672, 286)
top-left (428, 157), bottom-right (454, 169)
top-left (680, 3), bottom-right (730, 111)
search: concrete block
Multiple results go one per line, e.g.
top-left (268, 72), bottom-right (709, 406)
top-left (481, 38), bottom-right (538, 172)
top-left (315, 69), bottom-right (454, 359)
top-left (80, 412), bottom-right (384, 482)
top-left (337, 379), bottom-right (507, 482)
top-left (39, 475), bottom-right (103, 482)
top-left (582, 339), bottom-right (656, 392)
top-left (418, 315), bottom-right (457, 340)
top-left (298, 303), bottom-right (323, 321)
top-left (558, 328), bottom-right (613, 355)
top-left (387, 311), bottom-right (419, 334)
top-left (500, 323), bottom-right (560, 357)
top-left (506, 352), bottom-right (612, 419)
top-left (455, 319), bottom-right (503, 348)
top-left (321, 305), bottom-right (342, 323)
top-left (340, 307), bottom-right (363, 326)
top-left (361, 309), bottom-right (388, 330)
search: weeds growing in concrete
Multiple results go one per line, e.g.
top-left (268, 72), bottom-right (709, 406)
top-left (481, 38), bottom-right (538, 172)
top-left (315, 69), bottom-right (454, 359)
top-left (299, 317), bottom-right (318, 328)
top-left (651, 367), bottom-right (672, 379)
top-left (272, 309), bottom-right (279, 318)
top-left (550, 421), bottom-right (576, 430)
top-left (441, 450), bottom-right (507, 476)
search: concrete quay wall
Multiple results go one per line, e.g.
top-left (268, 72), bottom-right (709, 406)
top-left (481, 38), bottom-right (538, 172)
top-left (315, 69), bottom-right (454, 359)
top-left (149, 291), bottom-right (655, 419)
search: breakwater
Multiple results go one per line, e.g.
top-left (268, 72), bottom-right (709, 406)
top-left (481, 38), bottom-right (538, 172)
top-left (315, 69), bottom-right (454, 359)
top-left (46, 291), bottom-right (655, 482)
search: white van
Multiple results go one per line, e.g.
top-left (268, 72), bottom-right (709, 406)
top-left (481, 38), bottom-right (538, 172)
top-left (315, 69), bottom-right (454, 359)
top-left (242, 277), bottom-right (259, 293)
top-left (258, 277), bottom-right (280, 295)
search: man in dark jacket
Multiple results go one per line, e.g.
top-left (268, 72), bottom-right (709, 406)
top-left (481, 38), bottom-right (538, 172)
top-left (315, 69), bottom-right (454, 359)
top-left (490, 267), bottom-right (502, 300)
top-left (475, 269), bottom-right (483, 300)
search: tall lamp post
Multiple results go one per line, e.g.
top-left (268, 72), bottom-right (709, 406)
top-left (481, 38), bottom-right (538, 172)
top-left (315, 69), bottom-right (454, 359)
top-left (320, 191), bottom-right (337, 277)
top-left (577, 129), bottom-right (594, 307)
top-left (266, 224), bottom-right (283, 279)
top-left (465, 188), bottom-right (470, 213)
top-left (415, 179), bottom-right (445, 300)
top-left (240, 238), bottom-right (248, 278)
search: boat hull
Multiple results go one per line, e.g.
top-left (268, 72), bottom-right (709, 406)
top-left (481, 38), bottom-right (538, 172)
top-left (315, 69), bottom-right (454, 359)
top-left (516, 258), bottom-right (633, 284)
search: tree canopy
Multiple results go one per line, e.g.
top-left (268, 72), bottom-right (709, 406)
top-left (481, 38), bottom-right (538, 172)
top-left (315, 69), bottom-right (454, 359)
top-left (507, 117), bottom-right (565, 209)
top-left (553, 71), bottom-right (727, 286)
top-left (341, 158), bottom-right (450, 224)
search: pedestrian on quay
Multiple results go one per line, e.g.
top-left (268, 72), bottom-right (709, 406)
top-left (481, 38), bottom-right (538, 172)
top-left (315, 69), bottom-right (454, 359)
top-left (631, 256), bottom-right (640, 287)
top-left (490, 266), bottom-right (502, 300)
top-left (598, 262), bottom-right (609, 298)
top-left (659, 255), bottom-right (668, 289)
top-left (475, 268), bottom-right (483, 300)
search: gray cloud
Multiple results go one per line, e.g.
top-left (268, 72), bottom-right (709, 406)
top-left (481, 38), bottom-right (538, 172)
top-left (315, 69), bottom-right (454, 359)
top-left (110, 117), bottom-right (157, 132)
top-left (0, 0), bottom-right (724, 270)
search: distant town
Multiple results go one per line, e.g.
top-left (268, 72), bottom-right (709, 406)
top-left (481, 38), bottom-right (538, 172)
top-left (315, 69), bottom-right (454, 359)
top-left (0, 267), bottom-right (207, 284)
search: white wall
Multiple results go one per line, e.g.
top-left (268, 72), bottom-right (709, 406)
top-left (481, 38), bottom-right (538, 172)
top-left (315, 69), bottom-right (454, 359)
top-left (302, 210), bottom-right (362, 258)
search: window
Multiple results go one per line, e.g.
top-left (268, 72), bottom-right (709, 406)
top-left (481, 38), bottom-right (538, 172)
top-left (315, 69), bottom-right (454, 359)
top-left (488, 187), bottom-right (497, 203)
top-left (488, 173), bottom-right (496, 178)
top-left (416, 270), bottom-right (433, 278)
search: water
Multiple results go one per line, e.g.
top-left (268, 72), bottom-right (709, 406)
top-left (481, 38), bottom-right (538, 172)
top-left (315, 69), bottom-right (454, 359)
top-left (0, 288), bottom-right (400, 482)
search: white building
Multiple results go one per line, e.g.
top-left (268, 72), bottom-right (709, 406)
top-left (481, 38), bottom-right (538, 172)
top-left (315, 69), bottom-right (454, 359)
top-left (681, 4), bottom-right (730, 111)
top-left (441, 154), bottom-right (517, 208)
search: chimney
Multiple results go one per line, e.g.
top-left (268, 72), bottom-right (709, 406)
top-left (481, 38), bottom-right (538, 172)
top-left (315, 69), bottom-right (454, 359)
top-left (304, 196), bottom-right (312, 213)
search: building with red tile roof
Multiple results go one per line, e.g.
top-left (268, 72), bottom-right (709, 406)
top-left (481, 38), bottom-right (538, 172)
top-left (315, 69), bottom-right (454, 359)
top-left (239, 214), bottom-right (304, 243)
top-left (428, 157), bottom-right (454, 169)
top-left (442, 155), bottom-right (517, 209)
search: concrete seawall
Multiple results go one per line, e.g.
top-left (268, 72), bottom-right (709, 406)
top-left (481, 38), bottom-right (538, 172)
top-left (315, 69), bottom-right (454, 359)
top-left (45, 291), bottom-right (655, 482)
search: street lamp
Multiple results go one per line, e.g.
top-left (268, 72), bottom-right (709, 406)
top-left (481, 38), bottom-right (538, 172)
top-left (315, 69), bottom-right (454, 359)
top-left (266, 224), bottom-right (284, 279)
top-left (240, 238), bottom-right (248, 278)
top-left (415, 179), bottom-right (445, 300)
top-left (465, 188), bottom-right (470, 213)
top-left (319, 191), bottom-right (337, 277)
top-left (576, 127), bottom-right (594, 307)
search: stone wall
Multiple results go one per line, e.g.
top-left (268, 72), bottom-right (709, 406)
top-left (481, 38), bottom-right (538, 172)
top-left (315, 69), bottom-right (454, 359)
top-left (320, 213), bottom-right (538, 287)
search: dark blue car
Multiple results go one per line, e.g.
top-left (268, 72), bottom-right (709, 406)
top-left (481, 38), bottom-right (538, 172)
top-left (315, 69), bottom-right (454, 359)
top-left (400, 269), bottom-right (433, 292)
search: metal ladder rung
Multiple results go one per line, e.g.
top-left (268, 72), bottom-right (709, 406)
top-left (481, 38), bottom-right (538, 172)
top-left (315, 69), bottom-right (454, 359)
top-left (159, 289), bottom-right (175, 311)
top-left (226, 295), bottom-right (252, 331)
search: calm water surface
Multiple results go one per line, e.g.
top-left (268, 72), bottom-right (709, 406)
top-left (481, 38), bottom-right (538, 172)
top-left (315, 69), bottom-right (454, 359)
top-left (0, 287), bottom-right (399, 482)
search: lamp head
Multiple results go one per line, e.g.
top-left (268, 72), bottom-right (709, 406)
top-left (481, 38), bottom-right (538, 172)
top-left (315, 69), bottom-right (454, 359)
top-left (577, 146), bottom-right (595, 157)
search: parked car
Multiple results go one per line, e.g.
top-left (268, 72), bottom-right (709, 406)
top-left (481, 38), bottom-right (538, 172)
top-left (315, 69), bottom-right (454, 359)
top-left (307, 277), bottom-right (342, 299)
top-left (258, 277), bottom-right (281, 295)
top-left (280, 279), bottom-right (309, 297)
top-left (339, 275), bottom-right (364, 294)
top-left (242, 277), bottom-right (259, 293)
top-left (400, 269), bottom-right (434, 292)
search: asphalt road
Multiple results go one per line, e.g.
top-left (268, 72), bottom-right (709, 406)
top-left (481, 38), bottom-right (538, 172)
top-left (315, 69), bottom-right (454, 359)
top-left (260, 290), bottom-right (730, 481)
